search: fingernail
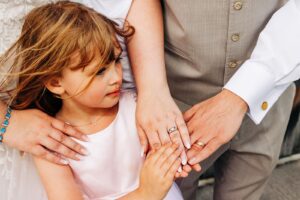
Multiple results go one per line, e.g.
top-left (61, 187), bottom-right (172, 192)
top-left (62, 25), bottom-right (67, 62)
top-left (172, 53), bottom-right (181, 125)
top-left (82, 135), bottom-right (90, 142)
top-left (140, 147), bottom-right (145, 157)
top-left (81, 148), bottom-right (90, 156)
top-left (186, 142), bottom-right (191, 149)
top-left (182, 157), bottom-right (187, 165)
top-left (60, 159), bottom-right (69, 165)
top-left (76, 154), bottom-right (85, 160)
top-left (188, 158), bottom-right (196, 165)
top-left (177, 166), bottom-right (182, 173)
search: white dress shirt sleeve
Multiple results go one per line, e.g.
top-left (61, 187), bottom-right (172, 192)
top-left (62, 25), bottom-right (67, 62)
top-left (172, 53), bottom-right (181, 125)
top-left (224, 0), bottom-right (300, 124)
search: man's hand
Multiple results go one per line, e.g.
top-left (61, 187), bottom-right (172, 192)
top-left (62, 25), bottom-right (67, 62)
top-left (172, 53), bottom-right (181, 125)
top-left (184, 89), bottom-right (248, 165)
top-left (3, 109), bottom-right (89, 165)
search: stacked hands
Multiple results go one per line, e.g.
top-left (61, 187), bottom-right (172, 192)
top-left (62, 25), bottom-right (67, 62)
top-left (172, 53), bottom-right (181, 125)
top-left (3, 88), bottom-right (247, 179)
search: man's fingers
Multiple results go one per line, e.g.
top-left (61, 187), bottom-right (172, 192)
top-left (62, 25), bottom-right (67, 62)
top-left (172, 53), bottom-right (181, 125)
top-left (51, 118), bottom-right (88, 141)
top-left (175, 116), bottom-right (191, 149)
top-left (188, 139), bottom-right (221, 165)
top-left (183, 104), bottom-right (198, 122)
top-left (191, 163), bottom-right (201, 172)
top-left (49, 130), bottom-right (88, 156)
top-left (137, 126), bottom-right (149, 155)
top-left (33, 146), bottom-right (69, 165)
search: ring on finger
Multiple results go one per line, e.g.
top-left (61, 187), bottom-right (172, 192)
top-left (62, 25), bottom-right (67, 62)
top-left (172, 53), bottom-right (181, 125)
top-left (167, 126), bottom-right (178, 134)
top-left (195, 140), bottom-right (206, 148)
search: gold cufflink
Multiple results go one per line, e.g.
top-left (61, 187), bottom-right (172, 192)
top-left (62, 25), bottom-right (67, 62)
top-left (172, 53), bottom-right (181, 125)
top-left (261, 101), bottom-right (268, 111)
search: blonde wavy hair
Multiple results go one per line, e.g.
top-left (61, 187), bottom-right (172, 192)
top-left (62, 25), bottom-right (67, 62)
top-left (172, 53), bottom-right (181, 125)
top-left (0, 1), bottom-right (134, 116)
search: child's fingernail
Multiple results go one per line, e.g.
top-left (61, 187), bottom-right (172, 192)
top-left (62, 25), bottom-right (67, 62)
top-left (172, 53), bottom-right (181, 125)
top-left (81, 148), bottom-right (90, 156)
top-left (82, 135), bottom-right (90, 142)
top-left (76, 154), bottom-right (84, 160)
top-left (186, 142), bottom-right (191, 149)
top-left (182, 157), bottom-right (187, 165)
top-left (60, 159), bottom-right (69, 165)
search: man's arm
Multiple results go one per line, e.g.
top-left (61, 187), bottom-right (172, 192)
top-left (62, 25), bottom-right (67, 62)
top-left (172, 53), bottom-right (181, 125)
top-left (224, 0), bottom-right (300, 124)
top-left (186, 0), bottom-right (300, 165)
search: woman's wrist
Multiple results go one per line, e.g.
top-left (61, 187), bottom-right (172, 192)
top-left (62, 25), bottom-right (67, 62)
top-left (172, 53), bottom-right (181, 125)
top-left (0, 106), bottom-right (12, 143)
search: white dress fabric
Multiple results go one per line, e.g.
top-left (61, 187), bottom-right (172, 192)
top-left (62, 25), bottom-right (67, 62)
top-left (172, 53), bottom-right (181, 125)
top-left (0, 1), bottom-right (162, 200)
top-left (0, 1), bottom-right (55, 200)
top-left (70, 91), bottom-right (183, 200)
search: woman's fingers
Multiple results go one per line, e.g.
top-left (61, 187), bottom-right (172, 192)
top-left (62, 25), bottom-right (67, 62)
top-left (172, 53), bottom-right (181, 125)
top-left (175, 116), bottom-right (191, 149)
top-left (49, 130), bottom-right (88, 156)
top-left (51, 118), bottom-right (88, 141)
top-left (39, 136), bottom-right (80, 161)
top-left (169, 130), bottom-right (187, 165)
top-left (32, 146), bottom-right (69, 165)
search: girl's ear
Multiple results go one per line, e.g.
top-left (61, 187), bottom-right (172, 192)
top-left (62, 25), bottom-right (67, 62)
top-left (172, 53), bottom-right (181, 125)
top-left (44, 77), bottom-right (65, 95)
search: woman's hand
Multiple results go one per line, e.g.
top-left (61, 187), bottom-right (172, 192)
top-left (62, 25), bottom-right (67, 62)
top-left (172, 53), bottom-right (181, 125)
top-left (137, 143), bottom-right (182, 200)
top-left (136, 90), bottom-right (191, 166)
top-left (3, 109), bottom-right (89, 165)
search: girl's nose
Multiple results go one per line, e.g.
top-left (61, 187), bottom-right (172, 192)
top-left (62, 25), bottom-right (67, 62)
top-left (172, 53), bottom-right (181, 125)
top-left (109, 63), bottom-right (122, 85)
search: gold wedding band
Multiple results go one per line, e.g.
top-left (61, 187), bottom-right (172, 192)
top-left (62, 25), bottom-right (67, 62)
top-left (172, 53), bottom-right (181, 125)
top-left (196, 141), bottom-right (206, 148)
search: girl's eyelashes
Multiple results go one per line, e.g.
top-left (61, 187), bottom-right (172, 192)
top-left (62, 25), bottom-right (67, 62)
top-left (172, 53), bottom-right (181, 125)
top-left (96, 55), bottom-right (122, 75)
top-left (96, 67), bottom-right (107, 75)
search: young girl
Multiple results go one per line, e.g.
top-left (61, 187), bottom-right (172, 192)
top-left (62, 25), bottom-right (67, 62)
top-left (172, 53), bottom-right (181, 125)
top-left (0, 1), bottom-right (183, 200)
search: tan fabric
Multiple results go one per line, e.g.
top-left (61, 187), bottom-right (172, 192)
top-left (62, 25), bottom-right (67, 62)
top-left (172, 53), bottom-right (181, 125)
top-left (162, 0), bottom-right (295, 199)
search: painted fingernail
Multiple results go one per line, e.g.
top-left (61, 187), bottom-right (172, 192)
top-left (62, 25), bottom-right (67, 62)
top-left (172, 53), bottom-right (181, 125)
top-left (60, 159), bottom-right (69, 165)
top-left (182, 157), bottom-right (187, 165)
top-left (188, 158), bottom-right (196, 165)
top-left (186, 142), bottom-right (191, 149)
top-left (177, 166), bottom-right (182, 173)
top-left (81, 148), bottom-right (90, 156)
top-left (140, 147), bottom-right (145, 157)
top-left (82, 135), bottom-right (90, 142)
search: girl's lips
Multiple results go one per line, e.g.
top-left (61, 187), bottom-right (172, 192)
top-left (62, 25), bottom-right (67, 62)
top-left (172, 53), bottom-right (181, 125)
top-left (107, 90), bottom-right (120, 96)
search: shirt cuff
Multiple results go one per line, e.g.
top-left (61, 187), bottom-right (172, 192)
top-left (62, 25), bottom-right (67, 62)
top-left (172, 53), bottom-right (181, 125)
top-left (224, 61), bottom-right (277, 124)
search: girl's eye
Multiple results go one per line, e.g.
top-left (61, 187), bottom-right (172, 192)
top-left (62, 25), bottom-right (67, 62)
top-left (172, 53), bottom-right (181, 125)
top-left (96, 67), bottom-right (107, 75)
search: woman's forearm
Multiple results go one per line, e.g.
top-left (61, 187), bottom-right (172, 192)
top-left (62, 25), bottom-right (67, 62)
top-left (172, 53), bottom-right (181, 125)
top-left (127, 0), bottom-right (169, 95)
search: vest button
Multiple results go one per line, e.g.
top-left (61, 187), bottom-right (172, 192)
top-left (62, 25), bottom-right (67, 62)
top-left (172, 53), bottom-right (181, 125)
top-left (231, 33), bottom-right (240, 42)
top-left (228, 61), bottom-right (238, 68)
top-left (233, 1), bottom-right (243, 10)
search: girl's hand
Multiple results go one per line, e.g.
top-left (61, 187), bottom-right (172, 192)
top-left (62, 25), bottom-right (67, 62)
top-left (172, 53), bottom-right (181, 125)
top-left (3, 109), bottom-right (89, 165)
top-left (136, 90), bottom-right (191, 166)
top-left (137, 143), bottom-right (182, 200)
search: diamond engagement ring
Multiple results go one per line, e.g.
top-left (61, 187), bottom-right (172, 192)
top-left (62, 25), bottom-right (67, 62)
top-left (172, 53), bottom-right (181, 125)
top-left (167, 126), bottom-right (178, 134)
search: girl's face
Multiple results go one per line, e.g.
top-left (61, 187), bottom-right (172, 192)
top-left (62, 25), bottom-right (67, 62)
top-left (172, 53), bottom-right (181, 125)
top-left (59, 49), bottom-right (123, 110)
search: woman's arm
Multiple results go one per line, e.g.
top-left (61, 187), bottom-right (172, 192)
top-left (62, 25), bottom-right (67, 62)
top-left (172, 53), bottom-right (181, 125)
top-left (126, 0), bottom-right (190, 166)
top-left (0, 96), bottom-right (88, 164)
top-left (34, 157), bottom-right (83, 200)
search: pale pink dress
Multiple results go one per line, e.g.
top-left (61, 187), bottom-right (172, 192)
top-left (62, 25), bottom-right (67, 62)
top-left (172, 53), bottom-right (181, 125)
top-left (69, 91), bottom-right (183, 200)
